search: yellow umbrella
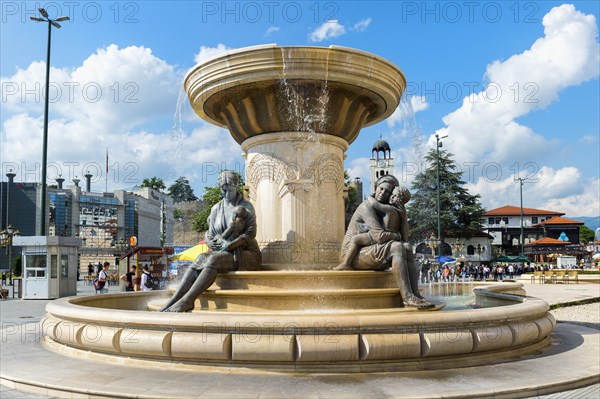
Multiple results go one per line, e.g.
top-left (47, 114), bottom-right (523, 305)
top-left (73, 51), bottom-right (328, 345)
top-left (169, 242), bottom-right (210, 261)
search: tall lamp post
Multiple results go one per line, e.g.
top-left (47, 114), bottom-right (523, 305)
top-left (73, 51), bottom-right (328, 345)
top-left (30, 8), bottom-right (70, 236)
top-left (517, 177), bottom-right (526, 257)
top-left (1, 225), bottom-right (21, 285)
top-left (435, 133), bottom-right (447, 257)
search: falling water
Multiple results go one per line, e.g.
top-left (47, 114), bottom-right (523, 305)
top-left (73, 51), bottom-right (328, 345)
top-left (278, 47), bottom-right (330, 138)
top-left (397, 93), bottom-right (427, 166)
top-left (168, 86), bottom-right (189, 176)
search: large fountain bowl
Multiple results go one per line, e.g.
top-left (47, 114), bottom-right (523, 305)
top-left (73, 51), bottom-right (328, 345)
top-left (185, 44), bottom-right (406, 144)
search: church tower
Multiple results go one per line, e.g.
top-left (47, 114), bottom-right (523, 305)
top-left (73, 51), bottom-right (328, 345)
top-left (369, 135), bottom-right (394, 193)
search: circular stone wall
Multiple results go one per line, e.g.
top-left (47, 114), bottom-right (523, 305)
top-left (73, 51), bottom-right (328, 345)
top-left (42, 280), bottom-right (555, 372)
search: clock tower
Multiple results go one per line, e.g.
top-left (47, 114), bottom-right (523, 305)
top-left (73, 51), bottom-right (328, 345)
top-left (369, 135), bottom-right (394, 193)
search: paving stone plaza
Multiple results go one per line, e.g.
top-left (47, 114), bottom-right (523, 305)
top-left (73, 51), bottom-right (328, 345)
top-left (1, 278), bottom-right (598, 399)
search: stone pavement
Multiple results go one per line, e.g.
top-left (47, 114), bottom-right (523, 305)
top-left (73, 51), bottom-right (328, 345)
top-left (1, 280), bottom-right (598, 399)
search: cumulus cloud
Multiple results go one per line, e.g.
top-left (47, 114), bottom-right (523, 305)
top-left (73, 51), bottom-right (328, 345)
top-left (430, 4), bottom-right (599, 166)
top-left (193, 44), bottom-right (233, 64)
top-left (0, 43), bottom-right (245, 192)
top-left (542, 177), bottom-right (600, 217)
top-left (353, 18), bottom-right (372, 31)
top-left (1, 44), bottom-right (180, 132)
top-left (309, 20), bottom-right (346, 42)
top-left (579, 134), bottom-right (598, 144)
top-left (265, 26), bottom-right (280, 37)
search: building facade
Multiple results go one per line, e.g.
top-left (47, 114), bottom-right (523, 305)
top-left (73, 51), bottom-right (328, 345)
top-left (1, 175), bottom-right (173, 272)
top-left (483, 205), bottom-right (585, 259)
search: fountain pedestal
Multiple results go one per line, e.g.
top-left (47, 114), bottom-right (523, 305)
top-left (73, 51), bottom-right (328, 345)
top-left (243, 132), bottom-right (347, 268)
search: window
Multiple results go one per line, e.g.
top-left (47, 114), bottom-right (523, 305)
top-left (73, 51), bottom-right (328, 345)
top-left (61, 255), bottom-right (69, 277)
top-left (502, 217), bottom-right (508, 224)
top-left (467, 245), bottom-right (475, 255)
top-left (488, 218), bottom-right (495, 224)
top-left (532, 217), bottom-right (538, 224)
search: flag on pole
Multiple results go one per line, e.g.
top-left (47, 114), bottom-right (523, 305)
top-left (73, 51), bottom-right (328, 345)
top-left (105, 148), bottom-right (109, 192)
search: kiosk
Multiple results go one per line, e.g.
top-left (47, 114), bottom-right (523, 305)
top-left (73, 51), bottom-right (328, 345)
top-left (12, 236), bottom-right (81, 299)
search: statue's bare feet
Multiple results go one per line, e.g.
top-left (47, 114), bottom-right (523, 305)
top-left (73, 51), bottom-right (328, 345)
top-left (334, 263), bottom-right (351, 271)
top-left (404, 295), bottom-right (435, 309)
top-left (162, 300), bottom-right (195, 313)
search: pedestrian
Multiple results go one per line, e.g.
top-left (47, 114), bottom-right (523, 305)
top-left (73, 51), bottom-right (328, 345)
top-left (508, 264), bottom-right (515, 279)
top-left (95, 262), bottom-right (110, 294)
top-left (120, 265), bottom-right (137, 292)
top-left (87, 263), bottom-right (94, 276)
top-left (140, 265), bottom-right (153, 292)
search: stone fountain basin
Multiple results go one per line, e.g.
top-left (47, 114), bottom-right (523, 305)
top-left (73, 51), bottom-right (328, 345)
top-left (184, 44), bottom-right (406, 144)
top-left (42, 277), bottom-right (555, 372)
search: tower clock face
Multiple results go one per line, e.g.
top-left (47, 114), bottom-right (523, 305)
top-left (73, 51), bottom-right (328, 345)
top-left (378, 160), bottom-right (386, 167)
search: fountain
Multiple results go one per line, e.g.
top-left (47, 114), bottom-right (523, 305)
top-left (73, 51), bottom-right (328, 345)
top-left (38, 45), bottom-right (559, 374)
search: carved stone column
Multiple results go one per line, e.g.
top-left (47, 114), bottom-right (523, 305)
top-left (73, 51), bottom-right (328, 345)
top-left (243, 133), bottom-right (347, 269)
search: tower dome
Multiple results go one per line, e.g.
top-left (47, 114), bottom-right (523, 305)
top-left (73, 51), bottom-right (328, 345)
top-left (372, 138), bottom-right (390, 152)
top-left (371, 134), bottom-right (392, 160)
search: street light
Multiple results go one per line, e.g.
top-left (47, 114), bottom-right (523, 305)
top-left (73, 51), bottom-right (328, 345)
top-left (476, 243), bottom-right (483, 265)
top-left (426, 233), bottom-right (440, 259)
top-left (1, 225), bottom-right (21, 285)
top-left (435, 133), bottom-right (447, 257)
top-left (517, 177), bottom-right (526, 257)
top-left (30, 8), bottom-right (70, 236)
top-left (452, 239), bottom-right (465, 259)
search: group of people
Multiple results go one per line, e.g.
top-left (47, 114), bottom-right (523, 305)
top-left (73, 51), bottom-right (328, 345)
top-left (420, 263), bottom-right (522, 283)
top-left (90, 261), bottom-right (153, 294)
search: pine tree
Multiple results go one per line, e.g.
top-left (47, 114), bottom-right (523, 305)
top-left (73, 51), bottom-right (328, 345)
top-left (407, 148), bottom-right (486, 242)
top-left (168, 177), bottom-right (198, 203)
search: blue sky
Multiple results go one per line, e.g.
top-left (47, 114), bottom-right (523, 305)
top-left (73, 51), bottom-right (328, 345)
top-left (1, 1), bottom-right (599, 217)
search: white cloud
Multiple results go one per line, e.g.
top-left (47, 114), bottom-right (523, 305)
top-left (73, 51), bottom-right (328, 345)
top-left (265, 26), bottom-right (280, 37)
top-left (465, 165), bottom-right (594, 216)
top-left (430, 4), bottom-right (599, 166)
top-left (387, 95), bottom-right (429, 127)
top-left (309, 20), bottom-right (346, 42)
top-left (1, 44), bottom-right (180, 133)
top-left (542, 177), bottom-right (600, 217)
top-left (353, 18), bottom-right (372, 31)
top-left (193, 44), bottom-right (232, 64)
top-left (579, 134), bottom-right (598, 144)
top-left (0, 43), bottom-right (246, 193)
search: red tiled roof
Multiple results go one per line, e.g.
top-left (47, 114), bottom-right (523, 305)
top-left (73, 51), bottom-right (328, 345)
top-left (532, 216), bottom-right (585, 227)
top-left (483, 205), bottom-right (564, 217)
top-left (525, 237), bottom-right (571, 246)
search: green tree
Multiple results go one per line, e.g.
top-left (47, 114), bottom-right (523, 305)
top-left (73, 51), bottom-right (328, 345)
top-left (579, 225), bottom-right (595, 244)
top-left (407, 148), bottom-right (486, 242)
top-left (191, 171), bottom-right (244, 232)
top-left (168, 176), bottom-right (198, 203)
top-left (344, 170), bottom-right (359, 212)
top-left (140, 177), bottom-right (166, 191)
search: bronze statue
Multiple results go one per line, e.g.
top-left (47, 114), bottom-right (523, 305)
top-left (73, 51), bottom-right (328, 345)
top-left (336, 175), bottom-right (434, 308)
top-left (160, 171), bottom-right (262, 312)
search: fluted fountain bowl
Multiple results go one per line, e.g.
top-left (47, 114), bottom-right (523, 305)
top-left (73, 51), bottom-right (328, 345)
top-left (184, 44), bottom-right (406, 144)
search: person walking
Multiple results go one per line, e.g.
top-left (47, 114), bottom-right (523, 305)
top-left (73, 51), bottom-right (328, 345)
top-left (140, 265), bottom-right (153, 292)
top-left (96, 262), bottom-right (110, 294)
top-left (120, 265), bottom-right (137, 292)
